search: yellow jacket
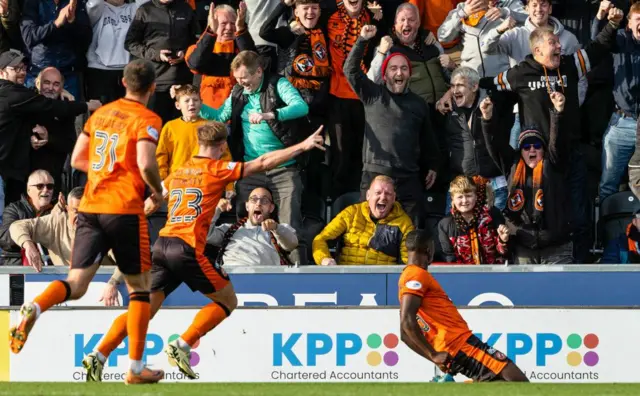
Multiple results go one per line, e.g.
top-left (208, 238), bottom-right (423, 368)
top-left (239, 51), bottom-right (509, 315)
top-left (156, 117), bottom-right (233, 192)
top-left (313, 202), bottom-right (415, 265)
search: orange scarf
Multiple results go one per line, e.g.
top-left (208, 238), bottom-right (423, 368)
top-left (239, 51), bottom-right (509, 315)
top-left (507, 159), bottom-right (544, 221)
top-left (627, 224), bottom-right (640, 255)
top-left (463, 10), bottom-right (486, 27)
top-left (289, 20), bottom-right (330, 91)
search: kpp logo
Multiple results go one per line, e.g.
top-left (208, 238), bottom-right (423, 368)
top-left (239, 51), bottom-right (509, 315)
top-left (273, 333), bottom-right (400, 367)
top-left (74, 333), bottom-right (201, 367)
top-left (475, 332), bottom-right (599, 367)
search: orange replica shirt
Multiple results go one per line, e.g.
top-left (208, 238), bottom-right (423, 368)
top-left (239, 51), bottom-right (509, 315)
top-left (398, 265), bottom-right (472, 356)
top-left (159, 157), bottom-right (244, 252)
top-left (80, 98), bottom-right (161, 215)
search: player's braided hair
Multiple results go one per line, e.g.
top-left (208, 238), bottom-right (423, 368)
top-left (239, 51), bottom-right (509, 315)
top-left (215, 218), bottom-right (294, 266)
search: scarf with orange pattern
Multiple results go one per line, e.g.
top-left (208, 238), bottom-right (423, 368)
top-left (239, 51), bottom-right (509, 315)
top-left (506, 159), bottom-right (544, 224)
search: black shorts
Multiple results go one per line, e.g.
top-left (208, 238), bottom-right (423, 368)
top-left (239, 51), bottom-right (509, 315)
top-left (72, 213), bottom-right (151, 275)
top-left (448, 335), bottom-right (511, 382)
top-left (151, 236), bottom-right (230, 296)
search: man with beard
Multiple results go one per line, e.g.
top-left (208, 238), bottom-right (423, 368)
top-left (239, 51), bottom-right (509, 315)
top-left (0, 170), bottom-right (54, 266)
top-left (31, 67), bottom-right (78, 197)
top-left (259, 0), bottom-right (330, 196)
top-left (344, 25), bottom-right (441, 223)
top-left (0, 50), bottom-right (101, 209)
top-left (313, 175), bottom-right (415, 265)
top-left (368, 3), bottom-right (451, 106)
top-left (200, 50), bottom-right (310, 265)
top-left (207, 187), bottom-right (298, 266)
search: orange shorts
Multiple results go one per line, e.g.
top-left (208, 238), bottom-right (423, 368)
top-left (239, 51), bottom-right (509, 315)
top-left (448, 335), bottom-right (510, 382)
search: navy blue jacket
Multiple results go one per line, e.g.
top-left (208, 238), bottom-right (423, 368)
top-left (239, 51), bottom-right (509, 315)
top-left (20, 0), bottom-right (92, 71)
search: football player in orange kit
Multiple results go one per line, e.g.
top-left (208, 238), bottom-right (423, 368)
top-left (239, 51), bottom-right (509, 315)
top-left (399, 229), bottom-right (528, 382)
top-left (80, 120), bottom-right (325, 382)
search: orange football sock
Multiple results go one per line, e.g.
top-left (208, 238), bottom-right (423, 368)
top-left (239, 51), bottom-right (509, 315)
top-left (127, 292), bottom-right (151, 361)
top-left (33, 280), bottom-right (71, 313)
top-left (181, 302), bottom-right (229, 347)
top-left (97, 312), bottom-right (128, 358)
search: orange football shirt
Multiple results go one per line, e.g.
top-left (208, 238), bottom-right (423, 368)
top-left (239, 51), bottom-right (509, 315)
top-left (398, 265), bottom-right (472, 356)
top-left (159, 157), bottom-right (244, 252)
top-left (79, 98), bottom-right (161, 215)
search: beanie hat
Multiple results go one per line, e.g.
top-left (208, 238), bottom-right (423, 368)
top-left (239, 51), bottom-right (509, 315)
top-left (517, 127), bottom-right (547, 149)
top-left (381, 52), bottom-right (412, 80)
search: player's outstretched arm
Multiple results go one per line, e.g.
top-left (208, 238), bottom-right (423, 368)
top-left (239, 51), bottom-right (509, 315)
top-left (400, 294), bottom-right (452, 370)
top-left (242, 125), bottom-right (325, 179)
top-left (70, 133), bottom-right (91, 173)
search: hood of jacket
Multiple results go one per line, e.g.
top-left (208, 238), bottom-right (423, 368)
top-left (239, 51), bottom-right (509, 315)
top-left (525, 15), bottom-right (565, 36)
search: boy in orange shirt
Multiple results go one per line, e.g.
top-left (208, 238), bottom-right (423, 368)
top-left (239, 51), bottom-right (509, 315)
top-left (398, 229), bottom-right (528, 382)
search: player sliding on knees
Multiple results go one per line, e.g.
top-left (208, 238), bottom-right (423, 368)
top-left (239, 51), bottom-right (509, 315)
top-left (399, 229), bottom-right (528, 382)
top-left (9, 59), bottom-right (167, 384)
top-left (81, 121), bottom-right (325, 382)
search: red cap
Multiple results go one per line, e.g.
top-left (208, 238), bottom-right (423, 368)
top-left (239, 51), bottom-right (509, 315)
top-left (381, 52), bottom-right (412, 81)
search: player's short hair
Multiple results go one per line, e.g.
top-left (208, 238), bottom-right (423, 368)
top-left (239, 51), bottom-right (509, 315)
top-left (449, 175), bottom-right (477, 197)
top-left (123, 59), bottom-right (156, 95)
top-left (405, 229), bottom-right (434, 255)
top-left (295, 0), bottom-right (321, 5)
top-left (27, 169), bottom-right (53, 184)
top-left (395, 2), bottom-right (420, 24)
top-left (231, 51), bottom-right (263, 75)
top-left (451, 66), bottom-right (480, 88)
top-left (529, 26), bottom-right (556, 52)
top-left (524, 0), bottom-right (551, 6)
top-left (67, 186), bottom-right (84, 201)
top-left (174, 84), bottom-right (199, 102)
top-left (197, 122), bottom-right (228, 147)
top-left (369, 175), bottom-right (396, 190)
top-left (215, 4), bottom-right (237, 17)
top-left (630, 2), bottom-right (640, 17)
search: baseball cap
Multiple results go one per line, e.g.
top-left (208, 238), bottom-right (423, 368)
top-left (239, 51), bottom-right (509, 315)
top-left (0, 50), bottom-right (26, 69)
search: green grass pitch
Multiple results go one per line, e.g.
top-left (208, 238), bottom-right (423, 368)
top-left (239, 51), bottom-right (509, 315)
top-left (1, 383), bottom-right (640, 396)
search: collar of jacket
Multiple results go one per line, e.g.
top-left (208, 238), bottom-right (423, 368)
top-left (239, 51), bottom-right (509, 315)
top-left (361, 201), bottom-right (405, 223)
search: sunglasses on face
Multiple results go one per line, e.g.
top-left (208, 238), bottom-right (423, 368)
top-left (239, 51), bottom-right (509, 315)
top-left (30, 183), bottom-right (54, 191)
top-left (248, 196), bottom-right (272, 205)
top-left (522, 143), bottom-right (542, 151)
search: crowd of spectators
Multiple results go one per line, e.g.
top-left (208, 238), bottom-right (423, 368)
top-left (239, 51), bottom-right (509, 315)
top-left (0, 0), bottom-right (638, 267)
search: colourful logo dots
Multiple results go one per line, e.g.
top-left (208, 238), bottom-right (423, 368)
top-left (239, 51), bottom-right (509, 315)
top-left (365, 333), bottom-right (399, 367)
top-left (566, 333), bottom-right (599, 367)
top-left (167, 334), bottom-right (201, 367)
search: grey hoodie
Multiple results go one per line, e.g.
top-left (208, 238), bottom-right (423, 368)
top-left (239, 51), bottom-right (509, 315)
top-left (438, 0), bottom-right (527, 77)
top-left (481, 15), bottom-right (587, 104)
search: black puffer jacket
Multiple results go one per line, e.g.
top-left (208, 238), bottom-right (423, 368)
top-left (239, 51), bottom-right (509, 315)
top-left (442, 91), bottom-right (504, 179)
top-left (124, 0), bottom-right (200, 91)
top-left (0, 195), bottom-right (52, 266)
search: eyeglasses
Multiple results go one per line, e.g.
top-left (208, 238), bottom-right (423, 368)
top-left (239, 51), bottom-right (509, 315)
top-left (30, 183), bottom-right (54, 191)
top-left (248, 196), bottom-right (272, 205)
top-left (522, 143), bottom-right (542, 151)
top-left (8, 65), bottom-right (27, 73)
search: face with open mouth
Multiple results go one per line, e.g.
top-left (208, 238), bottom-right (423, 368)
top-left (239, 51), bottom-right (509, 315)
top-left (630, 12), bottom-right (640, 42)
top-left (246, 188), bottom-right (275, 226)
top-left (343, 0), bottom-right (363, 16)
top-left (394, 8), bottom-right (419, 45)
top-left (536, 33), bottom-right (562, 69)
top-left (450, 76), bottom-right (478, 108)
top-left (177, 93), bottom-right (202, 121)
top-left (296, 4), bottom-right (321, 29)
top-left (520, 138), bottom-right (545, 168)
top-left (366, 179), bottom-right (396, 219)
top-left (384, 55), bottom-right (410, 94)
top-left (527, 0), bottom-right (552, 27)
top-left (452, 192), bottom-right (477, 215)
top-left (233, 65), bottom-right (263, 94)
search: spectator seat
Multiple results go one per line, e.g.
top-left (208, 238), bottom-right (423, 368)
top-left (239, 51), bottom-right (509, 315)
top-left (598, 191), bottom-right (640, 248)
